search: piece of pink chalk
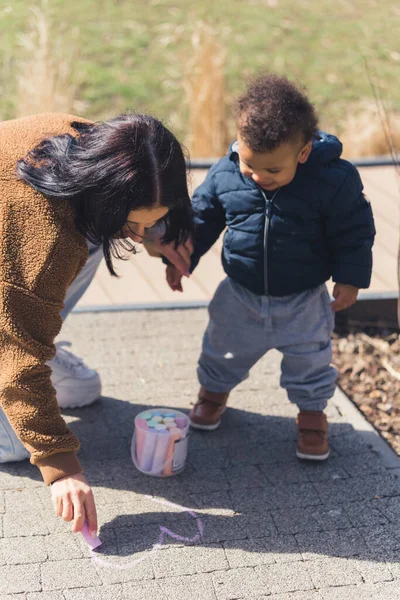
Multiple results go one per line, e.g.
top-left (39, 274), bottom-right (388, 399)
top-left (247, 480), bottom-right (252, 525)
top-left (81, 521), bottom-right (102, 550)
top-left (175, 416), bottom-right (187, 429)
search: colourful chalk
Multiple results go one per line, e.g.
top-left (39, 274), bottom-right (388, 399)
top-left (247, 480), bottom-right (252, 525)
top-left (135, 419), bottom-right (149, 466)
top-left (154, 423), bottom-right (167, 430)
top-left (175, 416), bottom-right (187, 429)
top-left (151, 429), bottom-right (170, 474)
top-left (140, 412), bottom-right (153, 420)
top-left (151, 411), bottom-right (163, 416)
top-left (163, 427), bottom-right (182, 476)
top-left (152, 416), bottom-right (163, 423)
top-left (163, 418), bottom-right (175, 424)
top-left (147, 420), bottom-right (158, 428)
top-left (139, 428), bottom-right (157, 471)
top-left (165, 422), bottom-right (177, 430)
top-left (163, 412), bottom-right (176, 418)
top-left (81, 521), bottom-right (102, 550)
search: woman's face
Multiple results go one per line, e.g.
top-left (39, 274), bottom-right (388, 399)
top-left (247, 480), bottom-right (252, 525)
top-left (118, 206), bottom-right (168, 243)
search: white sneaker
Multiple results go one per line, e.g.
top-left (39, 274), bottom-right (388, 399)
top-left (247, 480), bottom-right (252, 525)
top-left (49, 342), bottom-right (102, 409)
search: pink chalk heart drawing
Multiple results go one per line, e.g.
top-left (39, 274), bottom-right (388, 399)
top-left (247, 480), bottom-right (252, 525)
top-left (91, 496), bottom-right (204, 570)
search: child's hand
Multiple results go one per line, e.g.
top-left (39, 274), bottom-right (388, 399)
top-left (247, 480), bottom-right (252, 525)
top-left (166, 264), bottom-right (183, 292)
top-left (330, 283), bottom-right (359, 312)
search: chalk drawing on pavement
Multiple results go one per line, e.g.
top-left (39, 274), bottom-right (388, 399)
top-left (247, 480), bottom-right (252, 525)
top-left (92, 496), bottom-right (204, 570)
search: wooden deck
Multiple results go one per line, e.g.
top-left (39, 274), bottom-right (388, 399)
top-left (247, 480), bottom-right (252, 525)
top-left (76, 166), bottom-right (399, 310)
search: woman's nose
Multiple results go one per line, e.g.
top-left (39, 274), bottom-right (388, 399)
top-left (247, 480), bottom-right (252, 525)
top-left (132, 225), bottom-right (145, 242)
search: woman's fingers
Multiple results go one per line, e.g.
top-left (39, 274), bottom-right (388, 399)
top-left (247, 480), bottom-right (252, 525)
top-left (176, 244), bottom-right (191, 270)
top-left (54, 496), bottom-right (63, 518)
top-left (50, 473), bottom-right (97, 535)
top-left (84, 491), bottom-right (98, 537)
top-left (162, 244), bottom-right (190, 276)
top-left (61, 498), bottom-right (74, 522)
top-left (184, 238), bottom-right (194, 255)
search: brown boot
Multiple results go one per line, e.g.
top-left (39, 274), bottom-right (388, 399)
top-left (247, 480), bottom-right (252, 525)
top-left (296, 411), bottom-right (330, 461)
top-left (189, 386), bottom-right (230, 430)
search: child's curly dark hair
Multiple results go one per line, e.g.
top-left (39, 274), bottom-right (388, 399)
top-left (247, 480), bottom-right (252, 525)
top-left (235, 73), bottom-right (319, 152)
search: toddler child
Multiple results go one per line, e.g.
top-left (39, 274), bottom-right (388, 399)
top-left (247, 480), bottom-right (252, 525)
top-left (167, 74), bottom-right (375, 460)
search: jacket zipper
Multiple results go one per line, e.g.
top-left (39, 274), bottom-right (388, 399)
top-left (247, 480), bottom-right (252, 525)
top-left (260, 188), bottom-right (280, 296)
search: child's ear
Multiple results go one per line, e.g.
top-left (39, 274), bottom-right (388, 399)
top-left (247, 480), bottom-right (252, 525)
top-left (298, 141), bottom-right (312, 164)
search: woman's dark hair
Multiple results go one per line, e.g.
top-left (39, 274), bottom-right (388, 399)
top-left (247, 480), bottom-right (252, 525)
top-left (234, 73), bottom-right (319, 152)
top-left (17, 113), bottom-right (193, 275)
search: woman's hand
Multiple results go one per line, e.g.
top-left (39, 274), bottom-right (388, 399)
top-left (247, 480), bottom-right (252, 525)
top-left (143, 224), bottom-right (193, 276)
top-left (160, 239), bottom-right (193, 277)
top-left (166, 264), bottom-right (183, 291)
top-left (51, 473), bottom-right (97, 536)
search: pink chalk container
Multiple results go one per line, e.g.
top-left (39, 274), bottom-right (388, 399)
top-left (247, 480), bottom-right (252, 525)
top-left (131, 409), bottom-right (190, 477)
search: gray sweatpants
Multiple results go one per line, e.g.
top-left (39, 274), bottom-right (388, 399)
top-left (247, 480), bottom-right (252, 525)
top-left (198, 278), bottom-right (337, 412)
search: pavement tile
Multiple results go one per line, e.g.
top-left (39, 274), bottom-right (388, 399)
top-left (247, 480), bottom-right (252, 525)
top-left (159, 573), bottom-right (217, 600)
top-left (4, 489), bottom-right (43, 514)
top-left (0, 466), bottom-right (23, 491)
top-left (229, 487), bottom-right (272, 513)
top-left (329, 432), bottom-right (372, 455)
top-left (152, 543), bottom-right (228, 578)
top-left (0, 564), bottom-right (41, 594)
top-left (41, 559), bottom-right (102, 590)
top-left (212, 567), bottom-right (267, 599)
top-left (387, 559), bottom-right (400, 579)
top-left (358, 523), bottom-right (400, 557)
top-left (339, 452), bottom-right (387, 478)
top-left (2, 510), bottom-right (49, 537)
top-left (308, 504), bottom-right (352, 530)
top-left (236, 512), bottom-right (277, 539)
top-left (255, 562), bottom-right (314, 594)
top-left (270, 507), bottom-right (321, 535)
top-left (320, 582), bottom-right (400, 599)
top-left (259, 533), bottom-right (301, 563)
top-left (92, 550), bottom-right (155, 584)
top-left (296, 529), bottom-right (365, 560)
top-left (223, 539), bottom-right (275, 568)
top-left (63, 584), bottom-right (124, 599)
top-left (190, 491), bottom-right (235, 513)
top-left (182, 468), bottom-right (230, 494)
top-left (45, 533), bottom-right (85, 561)
top-left (314, 473), bottom-right (400, 505)
top-left (267, 483), bottom-right (321, 510)
top-left (343, 499), bottom-right (390, 527)
top-left (348, 556), bottom-right (394, 584)
top-left (375, 496), bottom-right (400, 522)
top-left (306, 557), bottom-right (363, 588)
top-left (224, 466), bottom-right (269, 490)
top-left (0, 535), bottom-right (47, 564)
top-left (200, 515), bottom-right (248, 543)
top-left (122, 580), bottom-right (167, 600)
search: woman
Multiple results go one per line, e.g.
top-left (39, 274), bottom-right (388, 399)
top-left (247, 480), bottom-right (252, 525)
top-left (0, 111), bottom-right (193, 538)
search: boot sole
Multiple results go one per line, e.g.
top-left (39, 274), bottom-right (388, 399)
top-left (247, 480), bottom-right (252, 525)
top-left (296, 449), bottom-right (330, 461)
top-left (189, 419), bottom-right (222, 431)
top-left (56, 382), bottom-right (102, 409)
top-left (189, 406), bottom-right (227, 431)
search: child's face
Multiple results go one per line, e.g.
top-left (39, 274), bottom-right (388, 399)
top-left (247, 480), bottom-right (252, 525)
top-left (237, 132), bottom-right (312, 191)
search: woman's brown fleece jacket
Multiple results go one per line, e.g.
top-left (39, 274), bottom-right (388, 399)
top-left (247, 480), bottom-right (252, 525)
top-left (0, 113), bottom-right (92, 485)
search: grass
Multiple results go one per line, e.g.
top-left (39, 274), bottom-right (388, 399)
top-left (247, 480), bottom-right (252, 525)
top-left (1, 0), bottom-right (400, 156)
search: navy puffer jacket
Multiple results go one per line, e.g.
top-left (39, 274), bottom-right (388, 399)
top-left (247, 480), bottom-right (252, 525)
top-left (190, 132), bottom-right (375, 296)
